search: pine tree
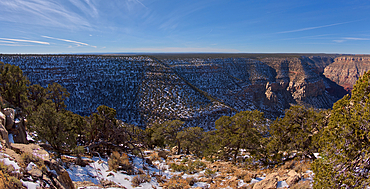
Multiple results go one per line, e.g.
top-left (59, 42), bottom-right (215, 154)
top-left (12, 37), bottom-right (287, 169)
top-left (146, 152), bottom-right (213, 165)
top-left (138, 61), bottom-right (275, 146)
top-left (313, 71), bottom-right (370, 188)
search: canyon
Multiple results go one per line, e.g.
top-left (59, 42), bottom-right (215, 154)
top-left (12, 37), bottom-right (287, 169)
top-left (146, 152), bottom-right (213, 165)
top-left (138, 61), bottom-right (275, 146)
top-left (0, 54), bottom-right (366, 129)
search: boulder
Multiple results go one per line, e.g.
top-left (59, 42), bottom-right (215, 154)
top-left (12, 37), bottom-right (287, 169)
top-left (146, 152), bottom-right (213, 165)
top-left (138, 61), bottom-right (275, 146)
top-left (11, 143), bottom-right (50, 160)
top-left (286, 170), bottom-right (301, 186)
top-left (171, 146), bottom-right (178, 155)
top-left (158, 151), bottom-right (169, 159)
top-left (44, 159), bottom-right (75, 189)
top-left (0, 112), bottom-right (6, 128)
top-left (10, 119), bottom-right (28, 144)
top-left (4, 148), bottom-right (22, 165)
top-left (3, 108), bottom-right (15, 130)
top-left (0, 122), bottom-right (10, 147)
top-left (27, 162), bottom-right (43, 178)
top-left (253, 173), bottom-right (278, 189)
top-left (172, 155), bottom-right (183, 159)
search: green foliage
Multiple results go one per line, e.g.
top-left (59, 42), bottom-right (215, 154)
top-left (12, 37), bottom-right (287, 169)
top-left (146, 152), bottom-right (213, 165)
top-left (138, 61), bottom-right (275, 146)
top-left (28, 103), bottom-right (77, 155)
top-left (313, 71), bottom-right (370, 188)
top-left (0, 62), bottom-right (30, 110)
top-left (177, 126), bottom-right (204, 156)
top-left (46, 82), bottom-right (70, 112)
top-left (27, 84), bottom-right (48, 113)
top-left (214, 110), bottom-right (268, 163)
top-left (170, 163), bottom-right (188, 172)
top-left (151, 120), bottom-right (185, 155)
top-left (86, 105), bottom-right (117, 143)
top-left (204, 168), bottom-right (216, 178)
top-left (267, 105), bottom-right (326, 162)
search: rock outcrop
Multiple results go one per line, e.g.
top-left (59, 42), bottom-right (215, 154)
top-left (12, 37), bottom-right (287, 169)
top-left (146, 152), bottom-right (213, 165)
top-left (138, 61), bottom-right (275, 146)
top-left (1, 108), bottom-right (28, 144)
top-left (3, 108), bottom-right (15, 130)
top-left (0, 111), bottom-right (10, 147)
top-left (253, 173), bottom-right (278, 189)
top-left (324, 56), bottom-right (370, 91)
top-left (1, 141), bottom-right (75, 189)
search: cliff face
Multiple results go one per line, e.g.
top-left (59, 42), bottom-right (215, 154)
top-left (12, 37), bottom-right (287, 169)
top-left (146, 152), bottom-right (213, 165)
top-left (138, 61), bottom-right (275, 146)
top-left (324, 56), bottom-right (370, 91)
top-left (0, 54), bottom-right (347, 128)
top-left (260, 56), bottom-right (338, 111)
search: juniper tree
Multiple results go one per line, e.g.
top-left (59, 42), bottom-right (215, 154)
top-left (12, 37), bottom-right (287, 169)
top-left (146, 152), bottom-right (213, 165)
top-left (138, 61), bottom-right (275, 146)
top-left (214, 110), bottom-right (268, 163)
top-left (87, 105), bottom-right (117, 143)
top-left (267, 105), bottom-right (326, 162)
top-left (27, 84), bottom-right (48, 113)
top-left (0, 62), bottom-right (29, 110)
top-left (28, 103), bottom-right (77, 155)
top-left (177, 126), bottom-right (204, 156)
top-left (151, 120), bottom-right (185, 155)
top-left (46, 83), bottom-right (70, 112)
top-left (313, 71), bottom-right (370, 188)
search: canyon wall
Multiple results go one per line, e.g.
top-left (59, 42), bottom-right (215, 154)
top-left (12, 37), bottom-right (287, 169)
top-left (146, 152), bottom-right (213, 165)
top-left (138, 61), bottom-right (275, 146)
top-left (324, 56), bottom-right (370, 91)
top-left (1, 54), bottom-right (366, 128)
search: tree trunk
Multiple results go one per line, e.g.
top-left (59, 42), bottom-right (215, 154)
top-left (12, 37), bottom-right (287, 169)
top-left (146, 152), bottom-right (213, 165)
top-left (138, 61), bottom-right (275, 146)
top-left (233, 146), bottom-right (240, 164)
top-left (177, 140), bottom-right (181, 155)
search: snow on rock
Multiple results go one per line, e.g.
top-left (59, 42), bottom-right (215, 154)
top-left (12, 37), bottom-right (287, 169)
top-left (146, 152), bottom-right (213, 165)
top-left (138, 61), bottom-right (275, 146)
top-left (21, 180), bottom-right (40, 189)
top-left (277, 180), bottom-right (289, 188)
top-left (0, 153), bottom-right (20, 172)
top-left (26, 162), bottom-right (37, 171)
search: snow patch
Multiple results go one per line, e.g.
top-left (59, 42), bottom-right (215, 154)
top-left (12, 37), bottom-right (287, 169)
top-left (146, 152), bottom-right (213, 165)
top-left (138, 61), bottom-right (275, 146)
top-left (0, 154), bottom-right (20, 172)
top-left (21, 180), bottom-right (40, 189)
top-left (67, 155), bottom-right (162, 189)
top-left (277, 180), bottom-right (289, 188)
top-left (26, 162), bottom-right (37, 171)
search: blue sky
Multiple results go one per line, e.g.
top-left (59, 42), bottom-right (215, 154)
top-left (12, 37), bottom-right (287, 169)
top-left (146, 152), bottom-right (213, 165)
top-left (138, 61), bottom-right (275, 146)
top-left (0, 0), bottom-right (369, 54)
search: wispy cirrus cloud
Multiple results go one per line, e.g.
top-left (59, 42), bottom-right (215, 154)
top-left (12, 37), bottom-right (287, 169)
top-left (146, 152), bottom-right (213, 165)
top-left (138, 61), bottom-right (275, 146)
top-left (68, 0), bottom-right (99, 18)
top-left (42, 36), bottom-right (96, 48)
top-left (277, 21), bottom-right (354, 34)
top-left (0, 37), bottom-right (50, 45)
top-left (0, 0), bottom-right (94, 29)
top-left (334, 37), bottom-right (370, 43)
top-left (132, 0), bottom-right (147, 9)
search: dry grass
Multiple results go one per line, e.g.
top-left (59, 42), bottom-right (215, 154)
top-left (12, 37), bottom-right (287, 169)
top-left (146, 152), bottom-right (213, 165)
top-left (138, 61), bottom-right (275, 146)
top-left (244, 172), bottom-right (257, 183)
top-left (290, 180), bottom-right (311, 189)
top-left (108, 151), bottom-right (133, 174)
top-left (163, 175), bottom-right (190, 189)
top-left (149, 152), bottom-right (161, 162)
top-left (293, 160), bottom-right (311, 173)
top-left (131, 174), bottom-right (151, 187)
top-left (224, 176), bottom-right (239, 188)
top-left (154, 175), bottom-right (167, 184)
top-left (0, 162), bottom-right (24, 189)
top-left (21, 152), bottom-right (47, 173)
top-left (185, 177), bottom-right (197, 186)
top-left (282, 160), bottom-right (295, 170)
